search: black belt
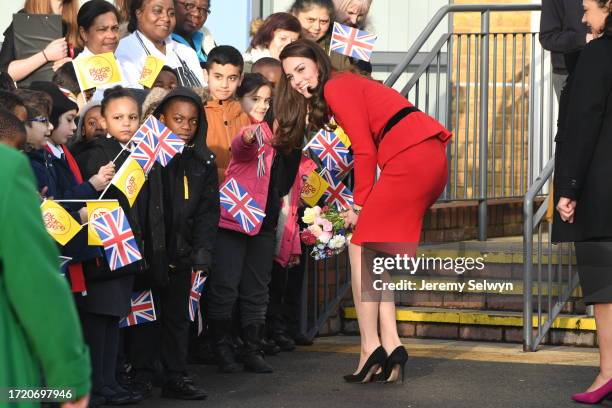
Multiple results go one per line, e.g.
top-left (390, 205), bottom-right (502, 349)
top-left (380, 106), bottom-right (420, 141)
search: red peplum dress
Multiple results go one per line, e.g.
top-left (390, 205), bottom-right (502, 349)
top-left (323, 72), bottom-right (452, 247)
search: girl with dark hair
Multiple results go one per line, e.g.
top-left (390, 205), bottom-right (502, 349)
top-left (115, 0), bottom-right (204, 88)
top-left (553, 0), bottom-right (612, 403)
top-left (276, 39), bottom-right (452, 383)
top-left (74, 86), bottom-right (148, 406)
top-left (244, 13), bottom-right (301, 64)
top-left (206, 72), bottom-right (302, 374)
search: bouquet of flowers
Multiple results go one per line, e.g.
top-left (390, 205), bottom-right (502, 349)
top-left (300, 205), bottom-right (351, 260)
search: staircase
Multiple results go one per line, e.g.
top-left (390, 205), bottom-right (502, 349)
top-left (341, 237), bottom-right (596, 347)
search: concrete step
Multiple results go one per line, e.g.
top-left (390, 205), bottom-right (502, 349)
top-left (341, 306), bottom-right (596, 347)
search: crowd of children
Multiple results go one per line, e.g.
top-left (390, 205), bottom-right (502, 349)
top-left (0, 0), bottom-right (373, 405)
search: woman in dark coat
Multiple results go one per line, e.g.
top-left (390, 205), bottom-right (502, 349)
top-left (553, 0), bottom-right (612, 403)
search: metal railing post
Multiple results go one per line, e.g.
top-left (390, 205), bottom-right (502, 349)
top-left (523, 194), bottom-right (534, 351)
top-left (478, 11), bottom-right (490, 241)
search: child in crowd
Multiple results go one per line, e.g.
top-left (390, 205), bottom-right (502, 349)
top-left (147, 87), bottom-right (219, 400)
top-left (13, 89), bottom-right (53, 152)
top-left (76, 87), bottom-right (160, 406)
top-left (0, 109), bottom-right (27, 150)
top-left (252, 57), bottom-right (283, 87)
top-left (69, 101), bottom-right (105, 157)
top-left (153, 66), bottom-right (179, 91)
top-left (0, 90), bottom-right (28, 122)
top-left (203, 45), bottom-right (251, 183)
top-left (207, 72), bottom-right (301, 374)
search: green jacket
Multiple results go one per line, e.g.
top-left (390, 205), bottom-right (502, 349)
top-left (0, 145), bottom-right (91, 407)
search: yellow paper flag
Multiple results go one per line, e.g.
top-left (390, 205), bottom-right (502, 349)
top-left (73, 52), bottom-right (123, 91)
top-left (112, 157), bottom-right (145, 207)
top-left (87, 200), bottom-right (120, 245)
top-left (41, 200), bottom-right (83, 246)
top-left (300, 170), bottom-right (330, 207)
top-left (139, 55), bottom-right (165, 88)
top-left (334, 125), bottom-right (351, 148)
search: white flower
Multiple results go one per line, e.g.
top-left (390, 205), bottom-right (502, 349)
top-left (328, 235), bottom-right (346, 249)
top-left (319, 232), bottom-right (332, 244)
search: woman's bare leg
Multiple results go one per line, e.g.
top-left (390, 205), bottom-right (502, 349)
top-left (348, 242), bottom-right (382, 373)
top-left (586, 303), bottom-right (612, 391)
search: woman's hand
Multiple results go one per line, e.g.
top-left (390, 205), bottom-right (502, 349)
top-left (556, 197), bottom-right (577, 223)
top-left (340, 207), bottom-right (359, 228)
top-left (89, 162), bottom-right (115, 191)
top-left (53, 57), bottom-right (72, 72)
top-left (44, 38), bottom-right (68, 62)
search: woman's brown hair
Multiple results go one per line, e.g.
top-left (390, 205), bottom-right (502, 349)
top-left (24, 0), bottom-right (80, 47)
top-left (274, 39), bottom-right (334, 152)
top-left (251, 13), bottom-right (302, 50)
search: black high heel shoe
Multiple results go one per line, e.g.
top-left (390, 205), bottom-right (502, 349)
top-left (343, 346), bottom-right (387, 383)
top-left (375, 346), bottom-right (409, 383)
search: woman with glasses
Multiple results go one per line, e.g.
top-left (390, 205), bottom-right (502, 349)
top-left (115, 0), bottom-right (205, 88)
top-left (172, 0), bottom-right (216, 68)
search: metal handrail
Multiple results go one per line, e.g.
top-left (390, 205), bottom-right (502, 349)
top-left (384, 3), bottom-right (542, 88)
top-left (523, 157), bottom-right (554, 351)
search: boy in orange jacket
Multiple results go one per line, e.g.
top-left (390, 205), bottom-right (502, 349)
top-left (203, 46), bottom-right (251, 184)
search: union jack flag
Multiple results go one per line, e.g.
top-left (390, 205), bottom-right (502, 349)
top-left (304, 129), bottom-right (354, 180)
top-left (255, 125), bottom-right (266, 178)
top-left (91, 207), bottom-right (142, 271)
top-left (131, 124), bottom-right (159, 174)
top-left (220, 178), bottom-right (266, 233)
top-left (119, 290), bottom-right (157, 328)
top-left (321, 170), bottom-right (354, 210)
top-left (153, 119), bottom-right (185, 166)
top-left (330, 22), bottom-right (377, 62)
top-left (189, 271), bottom-right (207, 322)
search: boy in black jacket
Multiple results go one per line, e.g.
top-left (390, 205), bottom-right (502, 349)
top-left (153, 87), bottom-right (219, 400)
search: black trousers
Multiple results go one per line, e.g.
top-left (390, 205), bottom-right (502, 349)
top-left (207, 228), bottom-right (275, 327)
top-left (283, 253), bottom-right (307, 336)
top-left (267, 261), bottom-right (289, 333)
top-left (128, 267), bottom-right (192, 379)
top-left (79, 311), bottom-right (120, 392)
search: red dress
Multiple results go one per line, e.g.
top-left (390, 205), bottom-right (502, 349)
top-left (323, 72), bottom-right (452, 247)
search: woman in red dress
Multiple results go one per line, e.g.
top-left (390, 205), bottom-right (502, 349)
top-left (274, 39), bottom-right (452, 383)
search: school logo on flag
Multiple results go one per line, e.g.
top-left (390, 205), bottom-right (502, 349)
top-left (300, 170), bottom-right (330, 207)
top-left (220, 178), bottom-right (266, 233)
top-left (189, 271), bottom-right (207, 322)
top-left (91, 207), bottom-right (142, 271)
top-left (321, 170), bottom-right (354, 210)
top-left (87, 200), bottom-right (120, 245)
top-left (73, 52), bottom-right (123, 91)
top-left (139, 55), bottom-right (165, 88)
top-left (40, 200), bottom-right (83, 246)
top-left (119, 290), bottom-right (157, 328)
top-left (330, 22), bottom-right (377, 62)
top-left (305, 129), bottom-right (354, 180)
top-left (111, 157), bottom-right (145, 207)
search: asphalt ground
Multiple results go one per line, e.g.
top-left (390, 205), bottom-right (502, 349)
top-left (139, 336), bottom-right (606, 408)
